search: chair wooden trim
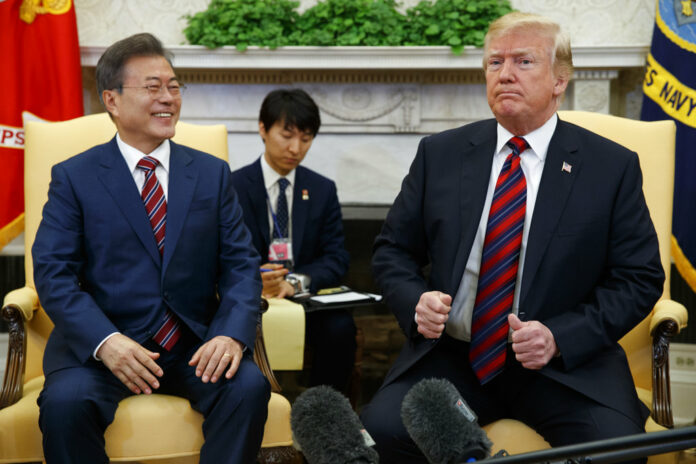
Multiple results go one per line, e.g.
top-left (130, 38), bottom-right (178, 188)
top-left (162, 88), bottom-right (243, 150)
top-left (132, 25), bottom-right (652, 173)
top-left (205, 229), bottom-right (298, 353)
top-left (652, 316), bottom-right (680, 428)
top-left (255, 298), bottom-right (282, 393)
top-left (0, 304), bottom-right (26, 408)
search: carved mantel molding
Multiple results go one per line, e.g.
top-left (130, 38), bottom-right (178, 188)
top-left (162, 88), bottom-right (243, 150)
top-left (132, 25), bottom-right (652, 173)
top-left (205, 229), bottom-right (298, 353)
top-left (81, 45), bottom-right (649, 72)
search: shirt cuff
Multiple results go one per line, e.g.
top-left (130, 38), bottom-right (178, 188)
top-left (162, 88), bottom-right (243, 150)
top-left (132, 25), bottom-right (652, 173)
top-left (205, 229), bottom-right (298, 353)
top-left (93, 332), bottom-right (120, 361)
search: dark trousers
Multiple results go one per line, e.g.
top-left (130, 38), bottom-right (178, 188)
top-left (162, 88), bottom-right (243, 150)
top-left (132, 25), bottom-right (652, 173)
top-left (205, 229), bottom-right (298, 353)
top-left (38, 330), bottom-right (270, 464)
top-left (360, 334), bottom-right (646, 464)
top-left (306, 308), bottom-right (356, 392)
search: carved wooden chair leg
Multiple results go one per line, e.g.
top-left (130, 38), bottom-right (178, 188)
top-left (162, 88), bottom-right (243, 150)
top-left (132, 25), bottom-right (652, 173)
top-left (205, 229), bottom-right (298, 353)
top-left (652, 318), bottom-right (680, 428)
top-left (0, 304), bottom-right (26, 409)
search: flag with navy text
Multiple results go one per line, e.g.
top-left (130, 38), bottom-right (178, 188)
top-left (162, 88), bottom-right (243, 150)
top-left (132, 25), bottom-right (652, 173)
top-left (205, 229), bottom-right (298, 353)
top-left (641, 0), bottom-right (696, 291)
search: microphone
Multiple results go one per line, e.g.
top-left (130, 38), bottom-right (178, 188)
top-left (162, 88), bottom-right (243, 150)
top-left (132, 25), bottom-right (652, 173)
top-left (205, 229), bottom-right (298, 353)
top-left (290, 385), bottom-right (379, 464)
top-left (401, 378), bottom-right (492, 464)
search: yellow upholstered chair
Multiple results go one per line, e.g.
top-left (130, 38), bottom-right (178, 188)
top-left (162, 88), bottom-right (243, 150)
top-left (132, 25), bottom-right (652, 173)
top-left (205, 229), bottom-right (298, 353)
top-left (481, 111), bottom-right (689, 464)
top-left (0, 112), bottom-right (297, 464)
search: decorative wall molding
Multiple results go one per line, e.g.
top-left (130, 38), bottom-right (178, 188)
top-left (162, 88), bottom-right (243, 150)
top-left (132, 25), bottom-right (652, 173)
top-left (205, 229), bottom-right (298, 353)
top-left (172, 70), bottom-right (487, 86)
top-left (574, 70), bottom-right (620, 80)
top-left (74, 0), bottom-right (655, 48)
top-left (670, 343), bottom-right (696, 426)
top-left (81, 45), bottom-right (650, 71)
top-left (511, 0), bottom-right (654, 47)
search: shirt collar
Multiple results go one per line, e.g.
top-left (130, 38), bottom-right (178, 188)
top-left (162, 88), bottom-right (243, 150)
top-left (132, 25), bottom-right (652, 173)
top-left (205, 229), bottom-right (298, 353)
top-left (117, 133), bottom-right (171, 175)
top-left (495, 113), bottom-right (558, 162)
top-left (260, 154), bottom-right (296, 190)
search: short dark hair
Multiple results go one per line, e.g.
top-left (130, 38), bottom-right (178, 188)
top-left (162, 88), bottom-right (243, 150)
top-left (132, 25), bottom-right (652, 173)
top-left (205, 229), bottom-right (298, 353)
top-left (259, 89), bottom-right (321, 137)
top-left (96, 33), bottom-right (173, 107)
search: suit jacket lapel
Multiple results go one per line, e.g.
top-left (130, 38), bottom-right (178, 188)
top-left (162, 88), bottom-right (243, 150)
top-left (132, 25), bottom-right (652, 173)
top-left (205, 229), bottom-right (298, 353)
top-left (292, 167), bottom-right (309, 260)
top-left (98, 137), bottom-right (161, 267)
top-left (449, 123), bottom-right (498, 293)
top-left (249, 159), bottom-right (271, 251)
top-left (520, 121), bottom-right (582, 306)
top-left (162, 141), bottom-right (197, 273)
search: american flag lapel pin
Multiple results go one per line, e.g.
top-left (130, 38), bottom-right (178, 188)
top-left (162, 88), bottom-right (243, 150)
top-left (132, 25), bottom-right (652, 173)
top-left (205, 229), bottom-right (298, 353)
top-left (562, 161), bottom-right (572, 173)
top-left (302, 189), bottom-right (309, 200)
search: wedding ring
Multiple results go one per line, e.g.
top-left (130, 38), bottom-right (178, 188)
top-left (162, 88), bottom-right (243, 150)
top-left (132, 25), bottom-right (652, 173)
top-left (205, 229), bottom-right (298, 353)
top-left (222, 353), bottom-right (231, 358)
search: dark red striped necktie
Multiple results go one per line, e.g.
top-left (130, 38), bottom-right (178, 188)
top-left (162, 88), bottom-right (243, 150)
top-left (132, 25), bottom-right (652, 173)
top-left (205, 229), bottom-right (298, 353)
top-left (136, 156), bottom-right (180, 351)
top-left (469, 136), bottom-right (528, 384)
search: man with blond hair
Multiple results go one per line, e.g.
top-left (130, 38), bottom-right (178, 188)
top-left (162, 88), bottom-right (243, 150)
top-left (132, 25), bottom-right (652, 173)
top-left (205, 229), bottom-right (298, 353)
top-left (361, 12), bottom-right (663, 463)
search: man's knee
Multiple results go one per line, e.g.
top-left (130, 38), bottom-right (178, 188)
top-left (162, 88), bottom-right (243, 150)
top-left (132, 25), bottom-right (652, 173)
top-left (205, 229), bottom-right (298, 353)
top-left (39, 387), bottom-right (93, 431)
top-left (225, 360), bottom-right (271, 414)
top-left (538, 402), bottom-right (645, 450)
top-left (39, 371), bottom-right (119, 435)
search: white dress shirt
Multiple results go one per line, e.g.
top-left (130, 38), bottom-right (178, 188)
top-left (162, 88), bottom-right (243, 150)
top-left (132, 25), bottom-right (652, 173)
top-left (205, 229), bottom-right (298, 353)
top-left (117, 134), bottom-right (171, 200)
top-left (260, 154), bottom-right (296, 241)
top-left (94, 135), bottom-right (171, 359)
top-left (446, 114), bottom-right (558, 341)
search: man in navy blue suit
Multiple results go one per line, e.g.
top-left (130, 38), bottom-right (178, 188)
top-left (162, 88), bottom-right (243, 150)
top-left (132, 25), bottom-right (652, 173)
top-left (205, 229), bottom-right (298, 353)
top-left (360, 12), bottom-right (664, 463)
top-left (32, 33), bottom-right (269, 464)
top-left (231, 89), bottom-right (356, 392)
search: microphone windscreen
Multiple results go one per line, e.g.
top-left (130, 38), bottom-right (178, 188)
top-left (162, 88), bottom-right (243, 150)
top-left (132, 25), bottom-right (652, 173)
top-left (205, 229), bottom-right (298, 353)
top-left (291, 385), bottom-right (379, 464)
top-left (401, 378), bottom-right (492, 464)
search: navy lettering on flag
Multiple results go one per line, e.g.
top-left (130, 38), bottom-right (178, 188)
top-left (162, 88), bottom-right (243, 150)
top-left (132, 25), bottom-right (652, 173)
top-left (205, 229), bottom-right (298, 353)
top-left (642, 0), bottom-right (696, 291)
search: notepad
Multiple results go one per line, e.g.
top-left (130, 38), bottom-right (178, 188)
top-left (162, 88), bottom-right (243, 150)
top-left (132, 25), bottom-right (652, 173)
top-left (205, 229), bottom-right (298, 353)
top-left (310, 291), bottom-right (373, 304)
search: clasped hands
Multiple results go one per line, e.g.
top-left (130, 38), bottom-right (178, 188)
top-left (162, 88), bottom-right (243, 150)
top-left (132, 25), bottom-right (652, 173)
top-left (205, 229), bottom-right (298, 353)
top-left (97, 333), bottom-right (243, 395)
top-left (414, 290), bottom-right (558, 370)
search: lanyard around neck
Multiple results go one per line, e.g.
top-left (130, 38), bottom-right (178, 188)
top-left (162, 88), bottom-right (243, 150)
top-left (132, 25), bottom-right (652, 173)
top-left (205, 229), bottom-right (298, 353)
top-left (265, 187), bottom-right (287, 240)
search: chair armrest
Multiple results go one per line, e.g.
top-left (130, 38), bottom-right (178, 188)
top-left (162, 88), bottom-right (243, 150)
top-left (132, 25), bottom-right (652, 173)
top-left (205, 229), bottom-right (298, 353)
top-left (1, 287), bottom-right (39, 409)
top-left (3, 286), bottom-right (39, 322)
top-left (650, 299), bottom-right (688, 335)
top-left (650, 298), bottom-right (688, 428)
top-left (253, 298), bottom-right (282, 393)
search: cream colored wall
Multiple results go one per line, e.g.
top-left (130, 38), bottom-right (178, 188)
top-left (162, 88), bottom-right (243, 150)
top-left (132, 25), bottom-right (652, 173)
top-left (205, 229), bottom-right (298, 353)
top-left (74, 0), bottom-right (655, 47)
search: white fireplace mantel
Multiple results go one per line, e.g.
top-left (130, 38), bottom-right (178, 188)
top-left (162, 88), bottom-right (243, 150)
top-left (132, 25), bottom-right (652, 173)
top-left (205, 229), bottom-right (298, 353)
top-left (81, 45), bottom-right (649, 70)
top-left (76, 45), bottom-right (648, 215)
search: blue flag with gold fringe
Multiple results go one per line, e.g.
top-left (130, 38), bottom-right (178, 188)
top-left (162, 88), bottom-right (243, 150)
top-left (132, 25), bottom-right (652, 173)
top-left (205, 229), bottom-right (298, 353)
top-left (641, 0), bottom-right (696, 292)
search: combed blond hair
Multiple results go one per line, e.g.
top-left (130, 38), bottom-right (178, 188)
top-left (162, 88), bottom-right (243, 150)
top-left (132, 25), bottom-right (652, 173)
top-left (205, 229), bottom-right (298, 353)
top-left (482, 11), bottom-right (573, 82)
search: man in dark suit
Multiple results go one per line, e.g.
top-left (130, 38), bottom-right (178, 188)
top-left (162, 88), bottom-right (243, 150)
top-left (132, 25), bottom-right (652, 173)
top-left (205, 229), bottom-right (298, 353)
top-left (32, 33), bottom-right (269, 464)
top-left (360, 12), bottom-right (664, 463)
top-left (231, 89), bottom-right (356, 392)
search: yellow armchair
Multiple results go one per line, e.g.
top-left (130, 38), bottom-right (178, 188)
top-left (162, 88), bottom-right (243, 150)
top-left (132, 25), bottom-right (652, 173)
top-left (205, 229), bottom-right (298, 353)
top-left (0, 113), bottom-right (297, 464)
top-left (481, 111), bottom-right (688, 463)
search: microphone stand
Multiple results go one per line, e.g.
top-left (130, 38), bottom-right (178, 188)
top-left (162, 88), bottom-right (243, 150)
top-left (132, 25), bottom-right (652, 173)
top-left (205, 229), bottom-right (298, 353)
top-left (481, 425), bottom-right (696, 464)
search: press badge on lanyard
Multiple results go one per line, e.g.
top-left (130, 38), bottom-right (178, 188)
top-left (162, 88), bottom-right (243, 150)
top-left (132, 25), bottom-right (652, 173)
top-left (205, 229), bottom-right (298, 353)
top-left (269, 238), bottom-right (293, 263)
top-left (266, 195), bottom-right (294, 267)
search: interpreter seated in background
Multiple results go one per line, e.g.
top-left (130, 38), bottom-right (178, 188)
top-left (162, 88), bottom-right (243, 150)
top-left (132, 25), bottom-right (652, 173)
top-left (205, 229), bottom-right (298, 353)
top-left (32, 33), bottom-right (268, 464)
top-left (359, 11), bottom-right (664, 464)
top-left (231, 88), bottom-right (356, 393)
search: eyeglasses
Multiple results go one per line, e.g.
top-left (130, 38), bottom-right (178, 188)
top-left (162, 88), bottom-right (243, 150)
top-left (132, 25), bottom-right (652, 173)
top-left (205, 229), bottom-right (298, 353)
top-left (118, 83), bottom-right (186, 98)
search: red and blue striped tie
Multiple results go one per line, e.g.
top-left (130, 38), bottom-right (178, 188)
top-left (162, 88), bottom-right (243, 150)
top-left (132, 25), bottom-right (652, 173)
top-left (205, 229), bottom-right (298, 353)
top-left (137, 156), bottom-right (180, 351)
top-left (469, 136), bottom-right (528, 384)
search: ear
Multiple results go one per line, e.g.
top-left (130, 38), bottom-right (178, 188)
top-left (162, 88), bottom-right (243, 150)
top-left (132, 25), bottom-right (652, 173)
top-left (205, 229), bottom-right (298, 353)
top-left (552, 74), bottom-right (569, 98)
top-left (258, 121), bottom-right (267, 143)
top-left (102, 89), bottom-right (120, 118)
